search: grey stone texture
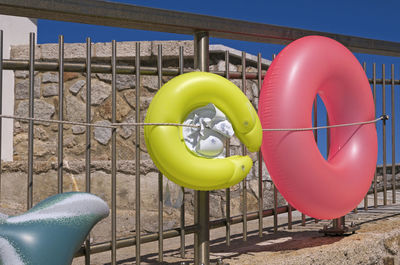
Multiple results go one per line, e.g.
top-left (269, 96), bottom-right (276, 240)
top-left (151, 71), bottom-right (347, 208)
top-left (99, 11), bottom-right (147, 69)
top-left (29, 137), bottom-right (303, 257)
top-left (69, 79), bottom-right (85, 95)
top-left (65, 95), bottom-right (86, 122)
top-left (94, 41), bottom-right (152, 60)
top-left (93, 120), bottom-right (112, 145)
top-left (71, 125), bottom-right (85, 135)
top-left (43, 83), bottom-right (58, 97)
top-left (80, 79), bottom-right (111, 106)
top-left (15, 71), bottom-right (29, 78)
top-left (15, 99), bottom-right (55, 121)
top-left (15, 75), bottom-right (41, 99)
top-left (42, 72), bottom-right (59, 83)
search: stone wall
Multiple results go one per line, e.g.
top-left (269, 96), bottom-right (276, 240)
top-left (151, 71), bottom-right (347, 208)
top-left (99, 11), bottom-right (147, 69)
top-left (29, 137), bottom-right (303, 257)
top-left (2, 40), bottom-right (286, 228)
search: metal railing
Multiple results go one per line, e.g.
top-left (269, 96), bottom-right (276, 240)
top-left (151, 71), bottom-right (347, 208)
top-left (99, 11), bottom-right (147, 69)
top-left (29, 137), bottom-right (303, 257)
top-left (0, 1), bottom-right (399, 264)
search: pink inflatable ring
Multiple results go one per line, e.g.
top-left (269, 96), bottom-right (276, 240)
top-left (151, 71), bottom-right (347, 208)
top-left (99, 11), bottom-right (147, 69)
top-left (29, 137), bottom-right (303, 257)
top-left (259, 36), bottom-right (377, 220)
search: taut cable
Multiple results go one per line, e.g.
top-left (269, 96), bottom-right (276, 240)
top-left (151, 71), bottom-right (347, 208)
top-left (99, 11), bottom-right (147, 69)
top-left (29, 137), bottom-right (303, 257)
top-left (0, 114), bottom-right (388, 131)
top-left (262, 115), bottom-right (388, 131)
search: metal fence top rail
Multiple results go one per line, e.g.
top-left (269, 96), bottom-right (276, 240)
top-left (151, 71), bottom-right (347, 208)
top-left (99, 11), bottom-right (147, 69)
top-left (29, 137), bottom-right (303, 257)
top-left (1, 0), bottom-right (400, 57)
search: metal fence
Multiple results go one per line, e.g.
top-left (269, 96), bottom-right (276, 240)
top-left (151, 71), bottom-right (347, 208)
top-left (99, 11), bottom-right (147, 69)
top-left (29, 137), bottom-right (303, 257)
top-left (0, 1), bottom-right (400, 265)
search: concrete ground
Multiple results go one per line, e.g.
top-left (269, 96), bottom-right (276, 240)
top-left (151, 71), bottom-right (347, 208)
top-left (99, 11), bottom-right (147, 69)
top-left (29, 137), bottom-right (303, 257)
top-left (70, 190), bottom-right (400, 265)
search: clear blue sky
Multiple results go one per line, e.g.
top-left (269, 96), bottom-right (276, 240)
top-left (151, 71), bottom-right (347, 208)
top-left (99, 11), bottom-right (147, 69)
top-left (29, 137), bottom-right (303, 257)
top-left (37, 0), bottom-right (400, 165)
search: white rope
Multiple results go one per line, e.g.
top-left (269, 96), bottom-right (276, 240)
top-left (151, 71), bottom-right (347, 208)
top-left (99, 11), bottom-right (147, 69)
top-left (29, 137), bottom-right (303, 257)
top-left (0, 114), bottom-right (388, 131)
top-left (262, 115), bottom-right (388, 132)
top-left (0, 114), bottom-right (200, 129)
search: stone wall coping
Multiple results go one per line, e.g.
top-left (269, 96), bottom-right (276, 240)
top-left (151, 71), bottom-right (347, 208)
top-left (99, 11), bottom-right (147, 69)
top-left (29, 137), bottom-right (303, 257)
top-left (210, 44), bottom-right (271, 66)
top-left (10, 40), bottom-right (271, 66)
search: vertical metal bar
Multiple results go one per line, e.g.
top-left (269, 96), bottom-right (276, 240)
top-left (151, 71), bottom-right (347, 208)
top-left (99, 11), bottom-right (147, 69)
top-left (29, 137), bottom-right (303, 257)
top-left (373, 63), bottom-right (378, 207)
top-left (158, 172), bottom-right (163, 260)
top-left (225, 175), bottom-right (231, 245)
top-left (241, 51), bottom-right (248, 241)
top-left (178, 46), bottom-right (186, 259)
top-left (363, 62), bottom-right (368, 210)
top-left (0, 30), bottom-right (3, 200)
top-left (314, 98), bottom-right (323, 218)
top-left (27, 32), bottom-right (35, 210)
top-left (257, 52), bottom-right (265, 235)
top-left (326, 111), bottom-right (330, 159)
top-left (313, 98), bottom-right (317, 142)
top-left (272, 53), bottom-right (278, 231)
top-left (326, 115), bottom-right (330, 155)
top-left (273, 184), bottom-right (278, 232)
top-left (194, 31), bottom-right (210, 265)
top-left (194, 190), bottom-right (210, 265)
top-left (180, 185), bottom-right (185, 258)
top-left (111, 40), bottom-right (117, 265)
top-left (382, 64), bottom-right (387, 205)
top-left (57, 35), bottom-right (64, 194)
top-left (302, 81), bottom-right (307, 223)
top-left (85, 36), bottom-right (92, 265)
top-left (157, 44), bottom-right (163, 263)
top-left (327, 110), bottom-right (330, 161)
top-left (85, 37), bottom-right (92, 192)
top-left (224, 50), bottom-right (231, 246)
top-left (391, 64), bottom-right (396, 203)
top-left (135, 42), bottom-right (141, 265)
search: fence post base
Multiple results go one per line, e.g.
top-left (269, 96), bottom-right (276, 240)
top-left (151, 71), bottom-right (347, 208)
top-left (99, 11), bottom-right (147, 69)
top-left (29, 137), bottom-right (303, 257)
top-left (319, 216), bottom-right (360, 236)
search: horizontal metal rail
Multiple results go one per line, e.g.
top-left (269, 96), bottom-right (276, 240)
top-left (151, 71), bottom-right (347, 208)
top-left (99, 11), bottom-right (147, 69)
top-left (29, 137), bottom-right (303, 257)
top-left (6, 60), bottom-right (400, 85)
top-left (0, 0), bottom-right (400, 56)
top-left (75, 205), bottom-right (293, 257)
top-left (2, 60), bottom-right (266, 79)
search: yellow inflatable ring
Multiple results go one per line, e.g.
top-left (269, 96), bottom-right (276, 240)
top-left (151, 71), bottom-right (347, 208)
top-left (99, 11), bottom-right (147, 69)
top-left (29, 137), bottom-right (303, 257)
top-left (144, 72), bottom-right (262, 191)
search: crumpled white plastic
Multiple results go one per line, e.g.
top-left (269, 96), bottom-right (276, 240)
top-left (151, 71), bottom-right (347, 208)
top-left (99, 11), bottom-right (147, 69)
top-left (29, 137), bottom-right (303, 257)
top-left (182, 103), bottom-right (234, 158)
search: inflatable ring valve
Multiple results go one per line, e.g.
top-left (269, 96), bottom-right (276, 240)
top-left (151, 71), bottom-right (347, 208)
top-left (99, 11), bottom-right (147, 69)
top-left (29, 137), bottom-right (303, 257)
top-left (259, 36), bottom-right (377, 220)
top-left (145, 72), bottom-right (262, 191)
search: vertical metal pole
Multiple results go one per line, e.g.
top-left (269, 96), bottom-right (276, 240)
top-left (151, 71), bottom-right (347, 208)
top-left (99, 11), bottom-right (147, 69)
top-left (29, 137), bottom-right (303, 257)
top-left (85, 37), bottom-right (92, 265)
top-left (258, 155), bottom-right (265, 233)
top-left (179, 46), bottom-right (186, 259)
top-left (194, 31), bottom-right (210, 265)
top-left (135, 42), bottom-right (142, 265)
top-left (391, 64), bottom-right (396, 203)
top-left (0, 30), bottom-right (3, 201)
top-left (158, 171), bottom-right (163, 261)
top-left (273, 184), bottom-right (278, 232)
top-left (180, 185), bottom-right (185, 258)
top-left (27, 32), bottom-right (35, 210)
top-left (157, 44), bottom-right (164, 263)
top-left (333, 216), bottom-right (345, 230)
top-left (313, 98), bottom-right (318, 143)
top-left (327, 113), bottom-right (330, 156)
top-left (225, 50), bottom-right (231, 246)
top-left (257, 52), bottom-right (265, 235)
top-left (373, 63), bottom-right (378, 207)
top-left (58, 35), bottom-right (64, 194)
top-left (241, 51), bottom-right (248, 241)
top-left (363, 62), bottom-right (368, 210)
top-left (271, 54), bottom-right (279, 232)
top-left (273, 55), bottom-right (280, 231)
top-left (111, 40), bottom-right (117, 265)
top-left (314, 98), bottom-right (323, 218)
top-left (382, 64), bottom-right (387, 206)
